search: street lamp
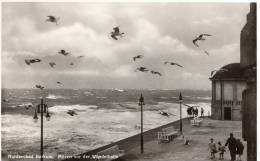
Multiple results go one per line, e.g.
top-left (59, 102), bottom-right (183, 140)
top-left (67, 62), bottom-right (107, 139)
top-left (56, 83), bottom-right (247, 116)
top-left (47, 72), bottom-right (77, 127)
top-left (33, 98), bottom-right (50, 161)
top-left (179, 93), bottom-right (183, 135)
top-left (138, 94), bottom-right (145, 154)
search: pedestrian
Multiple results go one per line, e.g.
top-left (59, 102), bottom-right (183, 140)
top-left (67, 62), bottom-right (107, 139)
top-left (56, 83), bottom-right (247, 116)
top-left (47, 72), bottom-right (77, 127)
top-left (182, 135), bottom-right (190, 145)
top-left (225, 133), bottom-right (237, 161)
top-left (187, 107), bottom-right (193, 117)
top-left (218, 141), bottom-right (226, 160)
top-left (201, 107), bottom-right (204, 117)
top-left (208, 138), bottom-right (217, 159)
top-left (192, 107), bottom-right (196, 117)
top-left (195, 107), bottom-right (198, 117)
top-left (236, 139), bottom-right (244, 161)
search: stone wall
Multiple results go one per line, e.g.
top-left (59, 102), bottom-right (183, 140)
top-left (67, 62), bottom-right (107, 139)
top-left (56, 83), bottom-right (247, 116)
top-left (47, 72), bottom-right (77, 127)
top-left (240, 3), bottom-right (257, 161)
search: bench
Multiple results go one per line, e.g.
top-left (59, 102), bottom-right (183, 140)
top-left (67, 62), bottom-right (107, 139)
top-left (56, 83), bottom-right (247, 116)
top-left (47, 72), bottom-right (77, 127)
top-left (190, 117), bottom-right (203, 126)
top-left (96, 145), bottom-right (125, 161)
top-left (158, 126), bottom-right (179, 143)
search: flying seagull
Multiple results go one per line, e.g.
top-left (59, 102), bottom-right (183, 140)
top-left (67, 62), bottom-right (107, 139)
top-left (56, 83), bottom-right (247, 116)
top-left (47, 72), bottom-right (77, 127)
top-left (164, 61), bottom-right (184, 68)
top-left (58, 49), bottom-right (69, 56)
top-left (111, 26), bottom-right (124, 40)
top-left (150, 70), bottom-right (162, 76)
top-left (25, 104), bottom-right (32, 110)
top-left (192, 34), bottom-right (212, 47)
top-left (35, 85), bottom-right (44, 90)
top-left (77, 56), bottom-right (84, 59)
top-left (135, 67), bottom-right (149, 72)
top-left (211, 68), bottom-right (228, 77)
top-left (25, 59), bottom-right (41, 65)
top-left (67, 110), bottom-right (77, 116)
top-left (49, 62), bottom-right (56, 68)
top-left (158, 110), bottom-right (175, 117)
top-left (133, 55), bottom-right (144, 61)
top-left (57, 81), bottom-right (62, 85)
top-left (46, 16), bottom-right (60, 25)
top-left (204, 50), bottom-right (210, 56)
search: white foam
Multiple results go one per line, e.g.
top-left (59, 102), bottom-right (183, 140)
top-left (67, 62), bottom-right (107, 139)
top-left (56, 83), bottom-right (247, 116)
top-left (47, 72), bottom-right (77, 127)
top-left (84, 91), bottom-right (94, 96)
top-left (2, 102), bottom-right (211, 156)
top-left (46, 94), bottom-right (67, 100)
top-left (49, 105), bottom-right (98, 113)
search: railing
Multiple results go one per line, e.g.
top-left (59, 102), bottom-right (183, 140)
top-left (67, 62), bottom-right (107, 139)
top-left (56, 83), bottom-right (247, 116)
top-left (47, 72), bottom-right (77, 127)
top-left (223, 100), bottom-right (242, 106)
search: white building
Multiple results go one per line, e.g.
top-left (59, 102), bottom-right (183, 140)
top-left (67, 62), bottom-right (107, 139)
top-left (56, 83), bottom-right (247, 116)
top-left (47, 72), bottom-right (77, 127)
top-left (210, 63), bottom-right (246, 121)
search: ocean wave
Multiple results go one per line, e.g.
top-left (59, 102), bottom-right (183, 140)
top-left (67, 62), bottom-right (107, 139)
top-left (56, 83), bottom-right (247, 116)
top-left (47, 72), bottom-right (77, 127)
top-left (84, 91), bottom-right (94, 96)
top-left (10, 102), bottom-right (33, 108)
top-left (96, 97), bottom-right (107, 99)
top-left (49, 105), bottom-right (98, 113)
top-left (46, 94), bottom-right (67, 100)
top-left (185, 95), bottom-right (211, 100)
top-left (112, 89), bottom-right (124, 92)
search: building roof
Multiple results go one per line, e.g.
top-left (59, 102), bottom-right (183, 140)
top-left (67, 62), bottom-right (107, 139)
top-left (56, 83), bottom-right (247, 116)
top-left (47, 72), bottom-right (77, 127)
top-left (210, 63), bottom-right (245, 80)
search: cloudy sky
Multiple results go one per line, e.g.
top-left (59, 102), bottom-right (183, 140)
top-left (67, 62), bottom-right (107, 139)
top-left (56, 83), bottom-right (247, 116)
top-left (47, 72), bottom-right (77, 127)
top-left (2, 2), bottom-right (249, 90)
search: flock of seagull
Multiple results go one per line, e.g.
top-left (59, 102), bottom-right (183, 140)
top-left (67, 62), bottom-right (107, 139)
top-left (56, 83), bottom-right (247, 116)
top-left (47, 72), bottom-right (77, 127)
top-left (24, 15), bottom-right (227, 117)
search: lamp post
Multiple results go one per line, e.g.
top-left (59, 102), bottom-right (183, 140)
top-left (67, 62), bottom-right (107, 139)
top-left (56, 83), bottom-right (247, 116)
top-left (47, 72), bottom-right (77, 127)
top-left (179, 93), bottom-right (183, 135)
top-left (33, 98), bottom-right (50, 161)
top-left (138, 94), bottom-right (145, 154)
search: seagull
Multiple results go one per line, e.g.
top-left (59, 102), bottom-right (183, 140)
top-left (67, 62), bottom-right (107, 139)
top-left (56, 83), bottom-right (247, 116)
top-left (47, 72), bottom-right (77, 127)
top-left (111, 26), bottom-right (124, 40)
top-left (135, 67), bottom-right (149, 72)
top-left (35, 85), bottom-right (44, 90)
top-left (133, 55), bottom-right (144, 61)
top-left (67, 110), bottom-right (77, 116)
top-left (46, 16), bottom-right (60, 25)
top-left (192, 34), bottom-right (212, 47)
top-left (57, 81), bottom-right (62, 85)
top-left (2, 99), bottom-right (9, 103)
top-left (58, 49), bottom-right (69, 56)
top-left (49, 62), bottom-right (56, 68)
top-left (211, 68), bottom-right (228, 77)
top-left (150, 70), bottom-right (162, 76)
top-left (25, 104), bottom-right (32, 110)
top-left (164, 61), bottom-right (184, 68)
top-left (25, 59), bottom-right (41, 65)
top-left (204, 50), bottom-right (210, 55)
top-left (77, 56), bottom-right (84, 59)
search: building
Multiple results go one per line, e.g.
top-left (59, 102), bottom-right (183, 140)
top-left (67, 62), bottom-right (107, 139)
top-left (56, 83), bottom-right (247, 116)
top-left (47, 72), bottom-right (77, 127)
top-left (211, 3), bottom-right (256, 161)
top-left (240, 3), bottom-right (256, 161)
top-left (210, 63), bottom-right (246, 121)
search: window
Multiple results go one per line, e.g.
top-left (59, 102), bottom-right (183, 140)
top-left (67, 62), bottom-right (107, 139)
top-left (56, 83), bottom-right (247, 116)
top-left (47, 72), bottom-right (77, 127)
top-left (215, 81), bottom-right (221, 100)
top-left (237, 82), bottom-right (247, 101)
top-left (224, 82), bottom-right (233, 100)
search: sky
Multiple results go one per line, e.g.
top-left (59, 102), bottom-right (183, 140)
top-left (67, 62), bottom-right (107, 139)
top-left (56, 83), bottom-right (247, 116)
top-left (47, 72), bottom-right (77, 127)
top-left (2, 2), bottom-right (250, 90)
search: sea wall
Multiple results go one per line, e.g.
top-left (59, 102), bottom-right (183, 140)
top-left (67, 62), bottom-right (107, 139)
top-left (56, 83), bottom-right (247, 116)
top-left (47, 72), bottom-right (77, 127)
top-left (63, 117), bottom-right (191, 161)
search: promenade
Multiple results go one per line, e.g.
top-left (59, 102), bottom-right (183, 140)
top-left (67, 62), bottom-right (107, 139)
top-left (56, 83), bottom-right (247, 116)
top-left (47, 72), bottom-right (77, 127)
top-left (122, 118), bottom-right (246, 161)
top-left (63, 118), bottom-right (246, 161)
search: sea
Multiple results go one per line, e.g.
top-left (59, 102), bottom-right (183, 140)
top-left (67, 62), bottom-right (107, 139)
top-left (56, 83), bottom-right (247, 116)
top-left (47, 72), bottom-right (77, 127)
top-left (1, 89), bottom-right (211, 159)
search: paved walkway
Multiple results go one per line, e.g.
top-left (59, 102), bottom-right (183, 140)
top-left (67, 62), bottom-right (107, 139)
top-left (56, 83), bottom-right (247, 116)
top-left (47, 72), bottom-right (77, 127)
top-left (122, 119), bottom-right (246, 161)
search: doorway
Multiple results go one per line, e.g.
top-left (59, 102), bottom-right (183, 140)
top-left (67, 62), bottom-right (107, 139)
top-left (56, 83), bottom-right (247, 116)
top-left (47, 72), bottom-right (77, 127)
top-left (224, 107), bottom-right (232, 120)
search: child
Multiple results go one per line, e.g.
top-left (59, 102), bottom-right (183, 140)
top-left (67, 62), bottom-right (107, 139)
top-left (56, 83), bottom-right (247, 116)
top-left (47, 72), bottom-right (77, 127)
top-left (218, 141), bottom-right (226, 160)
top-left (208, 138), bottom-right (217, 159)
top-left (183, 135), bottom-right (190, 145)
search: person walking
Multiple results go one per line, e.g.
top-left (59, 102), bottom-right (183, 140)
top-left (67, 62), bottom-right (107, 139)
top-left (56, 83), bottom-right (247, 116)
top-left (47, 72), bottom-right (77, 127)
top-left (201, 107), bottom-right (204, 117)
top-left (236, 139), bottom-right (244, 161)
top-left (208, 138), bottom-right (217, 159)
top-left (192, 107), bottom-right (196, 117)
top-left (195, 107), bottom-right (199, 117)
top-left (225, 133), bottom-right (237, 161)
